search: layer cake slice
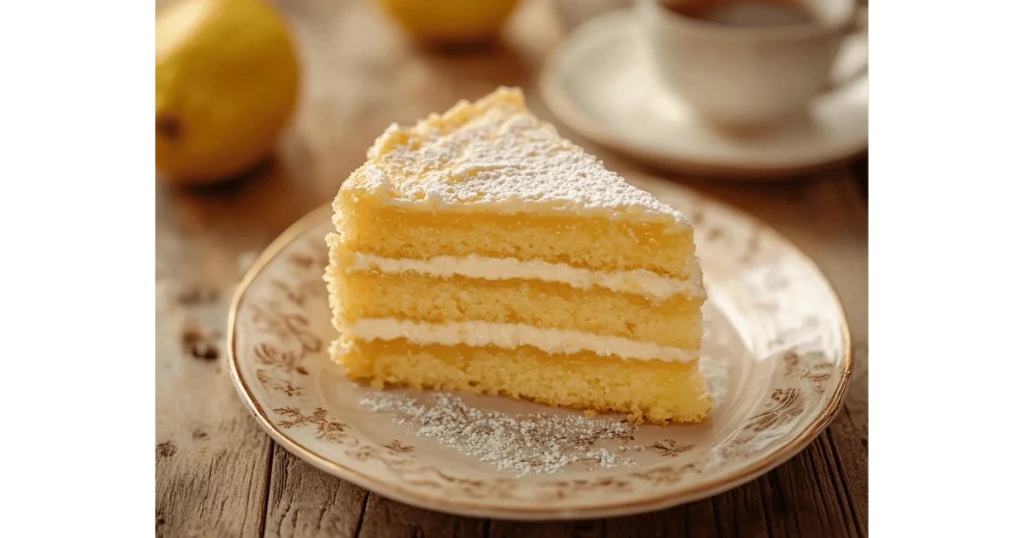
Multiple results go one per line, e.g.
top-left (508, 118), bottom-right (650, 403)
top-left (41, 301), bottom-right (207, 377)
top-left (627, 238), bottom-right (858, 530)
top-left (324, 87), bottom-right (711, 423)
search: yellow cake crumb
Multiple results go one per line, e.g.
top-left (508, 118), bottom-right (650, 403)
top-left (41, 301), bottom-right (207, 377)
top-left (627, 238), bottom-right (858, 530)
top-left (335, 338), bottom-right (712, 424)
top-left (324, 87), bottom-right (711, 423)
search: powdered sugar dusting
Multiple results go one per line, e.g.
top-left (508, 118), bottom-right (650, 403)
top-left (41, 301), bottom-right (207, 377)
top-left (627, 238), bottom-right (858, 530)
top-left (360, 393), bottom-right (640, 476)
top-left (344, 87), bottom-right (689, 226)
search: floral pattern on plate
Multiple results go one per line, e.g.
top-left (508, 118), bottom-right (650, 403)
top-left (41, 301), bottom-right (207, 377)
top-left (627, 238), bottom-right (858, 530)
top-left (229, 174), bottom-right (851, 520)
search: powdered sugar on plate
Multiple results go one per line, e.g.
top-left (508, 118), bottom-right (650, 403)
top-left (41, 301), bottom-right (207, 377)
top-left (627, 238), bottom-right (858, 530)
top-left (360, 393), bottom-right (640, 476)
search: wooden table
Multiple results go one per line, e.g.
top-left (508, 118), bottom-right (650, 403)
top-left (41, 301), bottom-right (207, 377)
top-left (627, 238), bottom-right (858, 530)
top-left (156, 1), bottom-right (867, 535)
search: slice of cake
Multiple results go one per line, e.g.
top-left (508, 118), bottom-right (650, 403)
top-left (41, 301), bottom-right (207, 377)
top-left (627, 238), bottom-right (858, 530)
top-left (324, 87), bottom-right (711, 423)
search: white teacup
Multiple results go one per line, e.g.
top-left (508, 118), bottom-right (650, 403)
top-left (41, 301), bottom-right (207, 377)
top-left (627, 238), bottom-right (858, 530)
top-left (637, 0), bottom-right (863, 128)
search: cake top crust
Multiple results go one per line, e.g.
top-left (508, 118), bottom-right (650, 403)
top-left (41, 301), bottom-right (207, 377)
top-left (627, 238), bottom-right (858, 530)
top-left (341, 87), bottom-right (689, 225)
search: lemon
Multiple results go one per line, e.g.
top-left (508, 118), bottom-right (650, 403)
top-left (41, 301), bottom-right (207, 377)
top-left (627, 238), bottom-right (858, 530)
top-left (156, 0), bottom-right (300, 184)
top-left (375, 0), bottom-right (521, 45)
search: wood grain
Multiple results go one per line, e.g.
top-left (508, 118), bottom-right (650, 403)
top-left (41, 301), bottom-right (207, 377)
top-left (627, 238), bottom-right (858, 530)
top-left (262, 446), bottom-right (368, 537)
top-left (155, 0), bottom-right (868, 536)
top-left (156, 207), bottom-right (274, 537)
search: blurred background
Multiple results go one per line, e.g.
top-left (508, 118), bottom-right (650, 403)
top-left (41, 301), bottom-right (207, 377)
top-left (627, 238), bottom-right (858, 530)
top-left (155, 0), bottom-right (867, 244)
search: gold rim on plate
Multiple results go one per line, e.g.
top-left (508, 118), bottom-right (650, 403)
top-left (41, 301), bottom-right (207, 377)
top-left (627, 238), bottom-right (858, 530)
top-left (227, 182), bottom-right (852, 519)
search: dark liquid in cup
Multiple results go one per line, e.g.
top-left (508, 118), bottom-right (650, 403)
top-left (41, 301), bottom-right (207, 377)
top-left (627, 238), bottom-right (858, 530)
top-left (661, 0), bottom-right (818, 27)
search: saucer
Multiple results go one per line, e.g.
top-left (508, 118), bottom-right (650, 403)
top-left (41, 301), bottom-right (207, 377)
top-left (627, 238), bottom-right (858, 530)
top-left (539, 10), bottom-right (868, 179)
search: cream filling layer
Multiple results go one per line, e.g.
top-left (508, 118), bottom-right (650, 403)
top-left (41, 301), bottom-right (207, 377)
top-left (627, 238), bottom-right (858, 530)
top-left (347, 318), bottom-right (698, 363)
top-left (349, 253), bottom-right (703, 301)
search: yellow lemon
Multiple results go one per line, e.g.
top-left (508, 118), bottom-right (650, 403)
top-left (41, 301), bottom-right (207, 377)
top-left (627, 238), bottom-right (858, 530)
top-left (156, 0), bottom-right (300, 184)
top-left (375, 0), bottom-right (521, 45)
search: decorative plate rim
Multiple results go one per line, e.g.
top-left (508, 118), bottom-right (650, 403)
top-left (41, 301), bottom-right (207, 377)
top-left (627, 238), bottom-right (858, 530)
top-left (227, 185), bottom-right (853, 520)
top-left (537, 9), bottom-right (868, 180)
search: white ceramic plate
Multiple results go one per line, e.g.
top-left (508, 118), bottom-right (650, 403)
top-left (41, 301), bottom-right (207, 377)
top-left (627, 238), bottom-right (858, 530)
top-left (539, 10), bottom-right (869, 179)
top-left (228, 174), bottom-right (851, 520)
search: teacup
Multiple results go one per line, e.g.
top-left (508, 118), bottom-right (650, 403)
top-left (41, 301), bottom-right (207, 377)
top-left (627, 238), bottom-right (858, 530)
top-left (636, 0), bottom-right (863, 128)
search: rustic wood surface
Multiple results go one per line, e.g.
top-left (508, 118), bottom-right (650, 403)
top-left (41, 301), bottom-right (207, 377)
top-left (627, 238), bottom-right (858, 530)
top-left (155, 0), bottom-right (868, 536)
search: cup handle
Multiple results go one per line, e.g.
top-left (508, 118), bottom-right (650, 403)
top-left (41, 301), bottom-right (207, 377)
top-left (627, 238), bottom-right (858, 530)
top-left (822, 5), bottom-right (868, 93)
